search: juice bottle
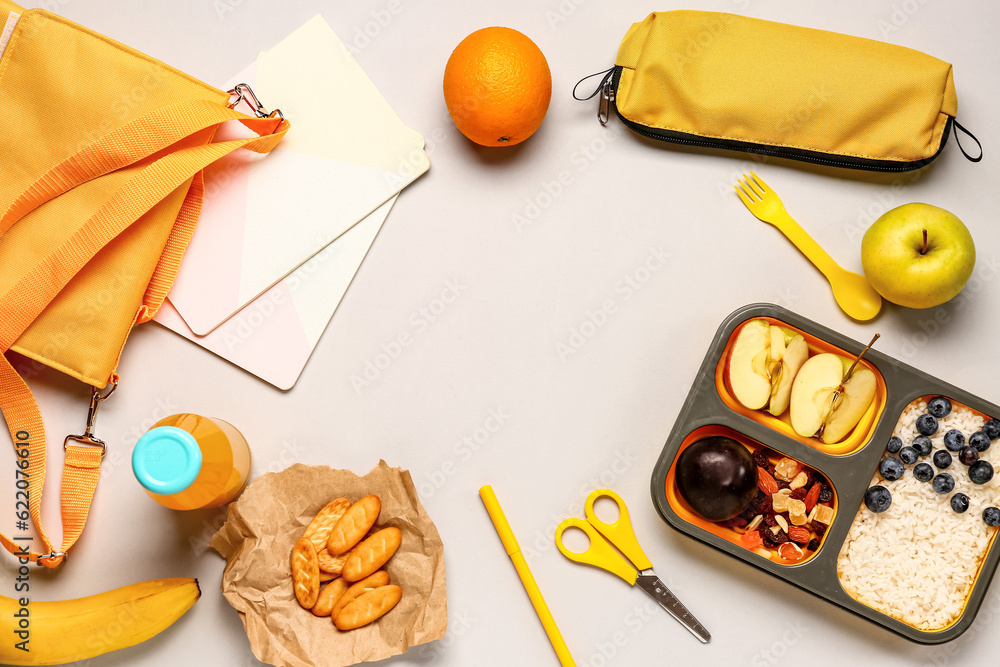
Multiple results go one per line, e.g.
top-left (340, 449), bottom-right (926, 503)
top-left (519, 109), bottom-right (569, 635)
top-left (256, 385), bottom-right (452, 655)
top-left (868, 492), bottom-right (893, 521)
top-left (131, 413), bottom-right (252, 510)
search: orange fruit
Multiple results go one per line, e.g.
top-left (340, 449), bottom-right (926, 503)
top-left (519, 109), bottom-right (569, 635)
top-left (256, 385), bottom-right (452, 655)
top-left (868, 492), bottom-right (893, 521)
top-left (443, 27), bottom-right (551, 147)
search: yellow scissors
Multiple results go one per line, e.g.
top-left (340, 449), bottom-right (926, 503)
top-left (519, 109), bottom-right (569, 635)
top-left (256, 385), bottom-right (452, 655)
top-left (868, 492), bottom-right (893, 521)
top-left (555, 489), bottom-right (711, 643)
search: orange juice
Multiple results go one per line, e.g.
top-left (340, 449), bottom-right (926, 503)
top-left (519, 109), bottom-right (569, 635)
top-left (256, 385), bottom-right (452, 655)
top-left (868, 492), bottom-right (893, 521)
top-left (131, 414), bottom-right (251, 510)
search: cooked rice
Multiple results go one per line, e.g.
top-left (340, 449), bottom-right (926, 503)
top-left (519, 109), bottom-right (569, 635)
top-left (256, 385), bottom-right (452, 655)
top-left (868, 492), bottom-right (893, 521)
top-left (837, 398), bottom-right (1000, 630)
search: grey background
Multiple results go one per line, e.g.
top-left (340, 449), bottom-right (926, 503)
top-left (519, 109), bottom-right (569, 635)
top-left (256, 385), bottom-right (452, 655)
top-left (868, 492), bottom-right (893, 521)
top-left (10, 1), bottom-right (1000, 666)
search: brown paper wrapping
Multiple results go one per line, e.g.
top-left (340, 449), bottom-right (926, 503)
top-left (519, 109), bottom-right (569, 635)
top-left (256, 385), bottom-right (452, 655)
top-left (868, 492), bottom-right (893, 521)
top-left (210, 461), bottom-right (448, 666)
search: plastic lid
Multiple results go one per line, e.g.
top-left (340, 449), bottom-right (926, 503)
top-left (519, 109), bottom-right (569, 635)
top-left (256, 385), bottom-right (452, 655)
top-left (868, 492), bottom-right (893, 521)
top-left (132, 426), bottom-right (203, 495)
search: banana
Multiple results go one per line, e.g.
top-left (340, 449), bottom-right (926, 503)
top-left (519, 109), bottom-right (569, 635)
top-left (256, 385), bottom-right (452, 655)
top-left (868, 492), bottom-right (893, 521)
top-left (0, 577), bottom-right (200, 666)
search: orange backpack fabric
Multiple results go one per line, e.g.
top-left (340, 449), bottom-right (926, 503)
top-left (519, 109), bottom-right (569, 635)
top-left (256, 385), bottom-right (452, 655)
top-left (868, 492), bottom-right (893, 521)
top-left (0, 3), bottom-right (289, 567)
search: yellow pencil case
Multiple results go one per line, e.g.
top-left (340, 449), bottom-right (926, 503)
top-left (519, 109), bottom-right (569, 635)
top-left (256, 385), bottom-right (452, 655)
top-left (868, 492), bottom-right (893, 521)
top-left (583, 11), bottom-right (981, 171)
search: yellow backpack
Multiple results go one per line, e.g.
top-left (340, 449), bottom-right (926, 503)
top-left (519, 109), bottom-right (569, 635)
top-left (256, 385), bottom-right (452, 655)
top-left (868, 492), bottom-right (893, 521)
top-left (0, 2), bottom-right (288, 567)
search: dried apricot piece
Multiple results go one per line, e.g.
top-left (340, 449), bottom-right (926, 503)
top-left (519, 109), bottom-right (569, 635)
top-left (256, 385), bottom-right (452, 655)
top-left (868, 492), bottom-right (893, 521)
top-left (774, 457), bottom-right (800, 482)
top-left (814, 504), bottom-right (835, 525)
top-left (772, 494), bottom-right (790, 513)
top-left (740, 530), bottom-right (763, 550)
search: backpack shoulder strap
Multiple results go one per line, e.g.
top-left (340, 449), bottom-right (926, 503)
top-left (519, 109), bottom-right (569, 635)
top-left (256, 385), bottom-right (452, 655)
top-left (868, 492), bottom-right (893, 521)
top-left (0, 100), bottom-right (288, 567)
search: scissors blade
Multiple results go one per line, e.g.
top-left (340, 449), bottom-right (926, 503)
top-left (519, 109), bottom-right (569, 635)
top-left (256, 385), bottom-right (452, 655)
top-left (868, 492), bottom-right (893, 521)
top-left (635, 571), bottom-right (711, 643)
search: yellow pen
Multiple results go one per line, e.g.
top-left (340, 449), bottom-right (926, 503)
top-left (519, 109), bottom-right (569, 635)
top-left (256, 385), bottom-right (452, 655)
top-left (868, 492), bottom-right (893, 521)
top-left (479, 485), bottom-right (576, 667)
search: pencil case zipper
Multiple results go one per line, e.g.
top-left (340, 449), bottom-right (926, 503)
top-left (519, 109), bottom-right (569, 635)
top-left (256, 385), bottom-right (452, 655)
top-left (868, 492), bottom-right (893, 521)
top-left (598, 65), bottom-right (958, 173)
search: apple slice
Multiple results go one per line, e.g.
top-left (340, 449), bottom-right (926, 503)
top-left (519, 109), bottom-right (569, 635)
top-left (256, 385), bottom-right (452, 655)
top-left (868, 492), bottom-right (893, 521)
top-left (769, 326), bottom-right (785, 363)
top-left (789, 353), bottom-right (842, 437)
top-left (767, 335), bottom-right (808, 417)
top-left (821, 367), bottom-right (876, 443)
top-left (727, 320), bottom-right (772, 410)
top-left (790, 350), bottom-right (879, 442)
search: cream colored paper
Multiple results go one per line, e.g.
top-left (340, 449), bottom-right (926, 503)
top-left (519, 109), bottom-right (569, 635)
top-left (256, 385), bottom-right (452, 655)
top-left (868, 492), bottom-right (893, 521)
top-left (211, 462), bottom-right (447, 667)
top-left (155, 197), bottom-right (397, 390)
top-left (168, 15), bottom-right (429, 335)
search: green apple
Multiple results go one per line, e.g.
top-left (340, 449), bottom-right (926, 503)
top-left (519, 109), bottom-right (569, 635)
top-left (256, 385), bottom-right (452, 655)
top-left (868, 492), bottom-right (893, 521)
top-left (861, 203), bottom-right (975, 309)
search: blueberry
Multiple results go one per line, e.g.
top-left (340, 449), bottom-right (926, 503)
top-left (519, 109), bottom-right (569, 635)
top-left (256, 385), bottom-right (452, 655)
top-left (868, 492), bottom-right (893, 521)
top-left (944, 429), bottom-right (966, 452)
top-left (913, 462), bottom-right (934, 483)
top-left (933, 450), bottom-right (952, 469)
top-left (932, 473), bottom-right (956, 494)
top-left (916, 414), bottom-right (939, 436)
top-left (984, 419), bottom-right (1000, 441)
top-left (912, 435), bottom-right (932, 457)
top-left (970, 431), bottom-right (991, 453)
top-left (899, 446), bottom-right (918, 465)
top-left (928, 397), bottom-right (952, 418)
top-left (864, 485), bottom-right (892, 513)
top-left (886, 436), bottom-right (903, 454)
top-left (951, 493), bottom-right (970, 514)
top-left (984, 507), bottom-right (1000, 527)
top-left (969, 460), bottom-right (995, 485)
top-left (879, 457), bottom-right (905, 481)
top-left (959, 446), bottom-right (980, 466)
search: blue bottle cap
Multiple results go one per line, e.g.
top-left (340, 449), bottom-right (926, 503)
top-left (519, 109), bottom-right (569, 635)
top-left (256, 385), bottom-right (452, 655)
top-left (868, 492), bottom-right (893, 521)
top-left (132, 426), bottom-right (203, 495)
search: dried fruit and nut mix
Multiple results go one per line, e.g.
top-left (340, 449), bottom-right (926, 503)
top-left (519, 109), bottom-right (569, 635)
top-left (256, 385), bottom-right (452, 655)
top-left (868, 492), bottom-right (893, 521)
top-left (727, 449), bottom-right (836, 563)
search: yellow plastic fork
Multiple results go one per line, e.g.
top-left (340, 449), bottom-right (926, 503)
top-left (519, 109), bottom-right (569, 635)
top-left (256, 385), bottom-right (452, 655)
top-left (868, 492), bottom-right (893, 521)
top-left (735, 172), bottom-right (882, 321)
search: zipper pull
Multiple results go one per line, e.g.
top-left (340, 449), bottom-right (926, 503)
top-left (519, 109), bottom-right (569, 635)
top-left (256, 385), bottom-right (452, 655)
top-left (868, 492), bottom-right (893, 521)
top-left (598, 79), bottom-right (614, 126)
top-left (573, 67), bottom-right (616, 126)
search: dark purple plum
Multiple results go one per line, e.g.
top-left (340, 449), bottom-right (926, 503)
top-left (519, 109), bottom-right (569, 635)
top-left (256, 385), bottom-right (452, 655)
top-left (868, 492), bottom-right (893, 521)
top-left (675, 436), bottom-right (759, 522)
